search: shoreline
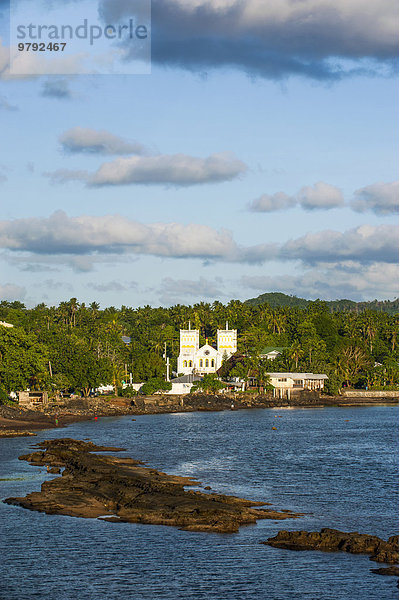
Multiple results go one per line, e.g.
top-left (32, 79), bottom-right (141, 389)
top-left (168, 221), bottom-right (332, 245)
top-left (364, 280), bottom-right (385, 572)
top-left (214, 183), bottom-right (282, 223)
top-left (1, 392), bottom-right (398, 438)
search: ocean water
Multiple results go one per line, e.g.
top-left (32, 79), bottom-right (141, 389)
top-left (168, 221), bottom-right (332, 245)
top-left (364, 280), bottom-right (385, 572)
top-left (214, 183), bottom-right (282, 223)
top-left (0, 406), bottom-right (398, 600)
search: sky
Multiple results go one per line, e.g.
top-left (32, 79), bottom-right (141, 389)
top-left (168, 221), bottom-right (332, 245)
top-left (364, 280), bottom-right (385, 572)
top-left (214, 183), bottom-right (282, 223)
top-left (0, 0), bottom-right (398, 308)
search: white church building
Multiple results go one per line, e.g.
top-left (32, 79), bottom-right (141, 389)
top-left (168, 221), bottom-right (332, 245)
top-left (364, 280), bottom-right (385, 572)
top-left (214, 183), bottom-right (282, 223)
top-left (177, 323), bottom-right (237, 376)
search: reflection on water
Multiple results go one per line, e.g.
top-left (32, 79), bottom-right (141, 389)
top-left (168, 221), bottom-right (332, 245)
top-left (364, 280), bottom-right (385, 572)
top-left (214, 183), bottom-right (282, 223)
top-left (0, 406), bottom-right (398, 599)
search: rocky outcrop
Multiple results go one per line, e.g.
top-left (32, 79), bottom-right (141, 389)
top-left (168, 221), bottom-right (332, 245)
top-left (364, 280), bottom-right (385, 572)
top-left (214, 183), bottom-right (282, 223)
top-left (4, 438), bottom-right (301, 533)
top-left (371, 566), bottom-right (399, 576)
top-left (264, 528), bottom-right (399, 564)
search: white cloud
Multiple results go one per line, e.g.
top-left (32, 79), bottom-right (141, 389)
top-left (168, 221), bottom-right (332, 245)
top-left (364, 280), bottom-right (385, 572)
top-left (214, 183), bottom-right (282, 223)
top-left (352, 180), bottom-right (399, 215)
top-left (249, 181), bottom-right (344, 212)
top-left (0, 210), bottom-right (240, 261)
top-left (281, 224), bottom-right (399, 264)
top-left (59, 127), bottom-right (148, 155)
top-left (46, 152), bottom-right (247, 187)
top-left (89, 152), bottom-right (247, 186)
top-left (297, 182), bottom-right (344, 210)
top-left (248, 192), bottom-right (296, 213)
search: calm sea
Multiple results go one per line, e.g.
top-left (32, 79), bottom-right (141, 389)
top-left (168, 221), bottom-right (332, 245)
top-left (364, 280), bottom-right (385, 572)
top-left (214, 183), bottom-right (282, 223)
top-left (0, 406), bottom-right (398, 600)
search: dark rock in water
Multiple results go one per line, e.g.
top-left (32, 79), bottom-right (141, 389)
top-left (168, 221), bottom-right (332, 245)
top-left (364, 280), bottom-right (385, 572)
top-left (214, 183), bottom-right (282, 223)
top-left (4, 438), bottom-right (301, 533)
top-left (371, 566), bottom-right (399, 576)
top-left (264, 528), bottom-right (399, 564)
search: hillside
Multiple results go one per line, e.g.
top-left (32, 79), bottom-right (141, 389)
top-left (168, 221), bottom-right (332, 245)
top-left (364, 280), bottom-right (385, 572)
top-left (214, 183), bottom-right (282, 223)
top-left (245, 292), bottom-right (399, 314)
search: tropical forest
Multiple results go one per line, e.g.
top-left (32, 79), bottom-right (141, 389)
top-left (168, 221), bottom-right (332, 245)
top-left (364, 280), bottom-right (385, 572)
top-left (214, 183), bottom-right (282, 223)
top-left (1, 293), bottom-right (399, 401)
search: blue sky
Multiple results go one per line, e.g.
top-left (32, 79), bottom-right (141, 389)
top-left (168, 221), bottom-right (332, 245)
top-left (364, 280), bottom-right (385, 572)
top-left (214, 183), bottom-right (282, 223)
top-left (0, 0), bottom-right (398, 307)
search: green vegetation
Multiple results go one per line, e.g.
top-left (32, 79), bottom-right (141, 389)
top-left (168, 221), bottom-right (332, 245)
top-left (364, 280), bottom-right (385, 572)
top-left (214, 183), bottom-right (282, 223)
top-left (0, 295), bottom-right (398, 398)
top-left (245, 292), bottom-right (399, 315)
top-left (140, 378), bottom-right (172, 395)
top-left (191, 374), bottom-right (226, 394)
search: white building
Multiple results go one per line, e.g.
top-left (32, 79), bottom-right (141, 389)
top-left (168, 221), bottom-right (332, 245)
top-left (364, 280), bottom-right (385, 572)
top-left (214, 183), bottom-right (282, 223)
top-left (259, 346), bottom-right (286, 360)
top-left (177, 323), bottom-right (237, 375)
top-left (268, 372), bottom-right (328, 398)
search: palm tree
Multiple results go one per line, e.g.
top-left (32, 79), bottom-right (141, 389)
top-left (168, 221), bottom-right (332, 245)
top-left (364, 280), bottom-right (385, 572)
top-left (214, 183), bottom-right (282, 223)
top-left (289, 341), bottom-right (304, 370)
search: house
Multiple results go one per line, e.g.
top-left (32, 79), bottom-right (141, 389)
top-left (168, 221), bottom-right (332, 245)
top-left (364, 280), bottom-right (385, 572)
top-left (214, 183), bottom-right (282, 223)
top-left (18, 391), bottom-right (49, 408)
top-left (177, 322), bottom-right (237, 376)
top-left (267, 372), bottom-right (328, 399)
top-left (121, 335), bottom-right (131, 345)
top-left (167, 373), bottom-right (203, 395)
top-left (259, 346), bottom-right (286, 360)
top-left (0, 321), bottom-right (13, 328)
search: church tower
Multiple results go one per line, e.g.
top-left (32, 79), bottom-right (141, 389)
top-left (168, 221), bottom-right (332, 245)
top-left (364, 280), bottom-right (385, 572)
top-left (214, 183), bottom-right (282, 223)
top-left (217, 321), bottom-right (237, 359)
top-left (177, 323), bottom-right (199, 374)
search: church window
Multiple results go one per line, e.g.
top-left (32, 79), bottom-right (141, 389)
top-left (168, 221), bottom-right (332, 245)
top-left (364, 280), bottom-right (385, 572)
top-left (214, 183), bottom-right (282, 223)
top-left (183, 361), bottom-right (187, 368)
top-left (189, 361), bottom-right (193, 367)
top-left (211, 359), bottom-right (215, 367)
top-left (199, 359), bottom-right (203, 367)
top-left (205, 359), bottom-right (209, 367)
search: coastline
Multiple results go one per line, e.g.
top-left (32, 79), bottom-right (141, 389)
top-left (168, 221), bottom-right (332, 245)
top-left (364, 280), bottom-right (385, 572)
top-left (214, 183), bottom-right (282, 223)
top-left (1, 391), bottom-right (398, 438)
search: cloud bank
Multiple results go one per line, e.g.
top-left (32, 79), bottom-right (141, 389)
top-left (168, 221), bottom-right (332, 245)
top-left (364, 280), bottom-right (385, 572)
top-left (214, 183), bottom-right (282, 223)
top-left (280, 224), bottom-right (399, 265)
top-left (47, 152), bottom-right (247, 186)
top-left (100, 0), bottom-right (399, 80)
top-left (0, 213), bottom-right (397, 269)
top-left (0, 211), bottom-right (239, 260)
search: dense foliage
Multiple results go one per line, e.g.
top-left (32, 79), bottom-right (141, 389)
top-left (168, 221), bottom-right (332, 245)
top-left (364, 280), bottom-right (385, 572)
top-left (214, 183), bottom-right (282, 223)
top-left (0, 296), bottom-right (398, 397)
top-left (246, 292), bottom-right (399, 315)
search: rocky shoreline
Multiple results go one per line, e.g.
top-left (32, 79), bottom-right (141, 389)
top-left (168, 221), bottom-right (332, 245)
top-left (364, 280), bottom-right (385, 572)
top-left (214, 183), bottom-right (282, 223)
top-left (1, 390), bottom-right (398, 438)
top-left (264, 529), bottom-right (399, 589)
top-left (4, 438), bottom-right (301, 533)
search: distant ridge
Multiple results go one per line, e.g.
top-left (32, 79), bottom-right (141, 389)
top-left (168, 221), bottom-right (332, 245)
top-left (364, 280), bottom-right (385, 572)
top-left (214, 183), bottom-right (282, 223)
top-left (244, 292), bottom-right (399, 314)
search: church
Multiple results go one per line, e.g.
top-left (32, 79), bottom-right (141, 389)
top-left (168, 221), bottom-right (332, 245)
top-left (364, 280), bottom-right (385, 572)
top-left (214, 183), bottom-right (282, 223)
top-left (177, 323), bottom-right (237, 376)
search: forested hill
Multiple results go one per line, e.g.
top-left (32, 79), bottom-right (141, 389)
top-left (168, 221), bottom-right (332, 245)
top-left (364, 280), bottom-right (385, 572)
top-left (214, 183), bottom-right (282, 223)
top-left (245, 293), bottom-right (399, 314)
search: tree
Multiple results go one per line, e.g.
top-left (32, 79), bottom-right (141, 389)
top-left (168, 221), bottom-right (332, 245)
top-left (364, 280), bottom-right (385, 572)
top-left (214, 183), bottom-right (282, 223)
top-left (0, 327), bottom-right (48, 392)
top-left (288, 341), bottom-right (304, 370)
top-left (141, 377), bottom-right (172, 395)
top-left (334, 345), bottom-right (371, 387)
top-left (191, 374), bottom-right (226, 394)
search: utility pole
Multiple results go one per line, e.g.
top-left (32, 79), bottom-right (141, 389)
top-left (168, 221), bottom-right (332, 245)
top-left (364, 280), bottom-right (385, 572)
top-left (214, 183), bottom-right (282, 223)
top-left (163, 342), bottom-right (170, 382)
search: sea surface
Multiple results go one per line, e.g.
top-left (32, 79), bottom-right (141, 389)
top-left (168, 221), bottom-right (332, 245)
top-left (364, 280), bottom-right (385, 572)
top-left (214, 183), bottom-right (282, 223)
top-left (0, 406), bottom-right (398, 600)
